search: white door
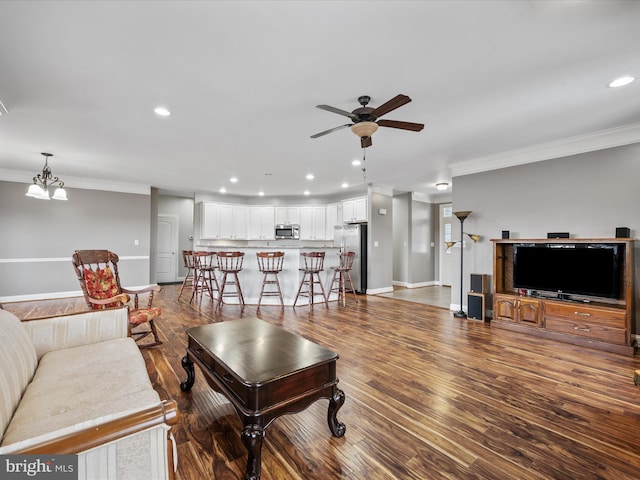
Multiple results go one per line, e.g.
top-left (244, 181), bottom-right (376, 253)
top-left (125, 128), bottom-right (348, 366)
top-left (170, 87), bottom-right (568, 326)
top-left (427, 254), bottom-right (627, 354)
top-left (156, 214), bottom-right (179, 283)
top-left (439, 204), bottom-right (454, 286)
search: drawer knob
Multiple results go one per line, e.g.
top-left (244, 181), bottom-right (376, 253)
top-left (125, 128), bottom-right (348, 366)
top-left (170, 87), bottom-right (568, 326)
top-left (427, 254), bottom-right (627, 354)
top-left (573, 311), bottom-right (591, 317)
top-left (223, 373), bottom-right (234, 384)
top-left (574, 325), bottom-right (591, 332)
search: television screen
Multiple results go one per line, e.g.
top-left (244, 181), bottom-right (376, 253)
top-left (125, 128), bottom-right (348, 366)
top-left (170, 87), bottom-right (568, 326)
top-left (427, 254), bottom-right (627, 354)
top-left (513, 243), bottom-right (621, 299)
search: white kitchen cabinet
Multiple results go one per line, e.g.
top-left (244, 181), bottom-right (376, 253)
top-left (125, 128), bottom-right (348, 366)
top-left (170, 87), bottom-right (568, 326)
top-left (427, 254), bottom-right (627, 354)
top-left (200, 202), bottom-right (247, 240)
top-left (342, 197), bottom-right (368, 223)
top-left (200, 202), bottom-right (221, 239)
top-left (326, 203), bottom-right (339, 236)
top-left (275, 206), bottom-right (301, 225)
top-left (300, 206), bottom-right (327, 240)
top-left (219, 204), bottom-right (248, 239)
top-left (248, 206), bottom-right (275, 240)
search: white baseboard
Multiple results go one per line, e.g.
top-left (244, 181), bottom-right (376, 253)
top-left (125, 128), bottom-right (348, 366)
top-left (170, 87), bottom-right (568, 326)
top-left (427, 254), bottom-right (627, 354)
top-left (367, 286), bottom-right (394, 295)
top-left (392, 280), bottom-right (440, 288)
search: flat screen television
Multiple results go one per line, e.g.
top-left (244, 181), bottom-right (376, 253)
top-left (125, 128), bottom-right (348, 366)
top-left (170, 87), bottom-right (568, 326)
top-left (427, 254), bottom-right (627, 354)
top-left (513, 243), bottom-right (622, 299)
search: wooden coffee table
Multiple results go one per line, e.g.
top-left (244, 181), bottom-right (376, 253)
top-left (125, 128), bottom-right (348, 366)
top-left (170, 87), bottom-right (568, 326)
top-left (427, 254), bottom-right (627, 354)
top-left (180, 317), bottom-right (346, 480)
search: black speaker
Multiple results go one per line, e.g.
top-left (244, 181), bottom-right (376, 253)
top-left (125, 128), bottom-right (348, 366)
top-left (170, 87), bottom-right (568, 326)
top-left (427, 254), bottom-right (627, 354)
top-left (470, 274), bottom-right (488, 294)
top-left (501, 230), bottom-right (510, 239)
top-left (468, 293), bottom-right (485, 321)
top-left (616, 227), bottom-right (630, 238)
top-left (547, 232), bottom-right (570, 239)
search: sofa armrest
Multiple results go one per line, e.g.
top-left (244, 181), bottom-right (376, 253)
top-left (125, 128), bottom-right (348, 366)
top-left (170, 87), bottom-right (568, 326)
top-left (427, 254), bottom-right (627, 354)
top-left (3, 400), bottom-right (178, 455)
top-left (21, 307), bottom-right (129, 359)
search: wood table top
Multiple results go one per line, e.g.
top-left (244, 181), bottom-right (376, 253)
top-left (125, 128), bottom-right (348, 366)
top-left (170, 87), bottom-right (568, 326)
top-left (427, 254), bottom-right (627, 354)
top-left (187, 317), bottom-right (338, 385)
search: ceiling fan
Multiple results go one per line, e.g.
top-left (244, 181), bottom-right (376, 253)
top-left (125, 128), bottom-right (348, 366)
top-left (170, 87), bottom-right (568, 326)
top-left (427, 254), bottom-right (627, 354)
top-left (310, 94), bottom-right (424, 148)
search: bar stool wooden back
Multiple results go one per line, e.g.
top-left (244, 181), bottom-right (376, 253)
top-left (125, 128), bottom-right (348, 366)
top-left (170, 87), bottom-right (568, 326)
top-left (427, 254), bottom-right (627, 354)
top-left (178, 250), bottom-right (195, 300)
top-left (256, 251), bottom-right (285, 309)
top-left (216, 251), bottom-right (245, 310)
top-left (328, 251), bottom-right (358, 306)
top-left (294, 251), bottom-right (329, 311)
top-left (190, 252), bottom-right (219, 307)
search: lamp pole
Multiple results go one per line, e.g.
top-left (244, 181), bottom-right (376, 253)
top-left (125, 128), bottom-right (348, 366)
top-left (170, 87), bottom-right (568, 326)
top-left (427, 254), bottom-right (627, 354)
top-left (453, 211), bottom-right (472, 318)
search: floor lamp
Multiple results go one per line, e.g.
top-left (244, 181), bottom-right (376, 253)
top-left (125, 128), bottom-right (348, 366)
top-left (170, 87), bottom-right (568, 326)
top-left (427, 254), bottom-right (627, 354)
top-left (445, 210), bottom-right (480, 318)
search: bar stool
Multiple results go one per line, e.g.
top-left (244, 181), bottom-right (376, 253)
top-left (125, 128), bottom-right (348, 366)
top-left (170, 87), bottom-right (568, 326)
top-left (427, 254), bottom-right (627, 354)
top-left (190, 252), bottom-right (219, 307)
top-left (256, 251), bottom-right (285, 309)
top-left (328, 251), bottom-right (358, 306)
top-left (294, 251), bottom-right (328, 311)
top-left (178, 250), bottom-right (195, 300)
top-left (216, 251), bottom-right (245, 310)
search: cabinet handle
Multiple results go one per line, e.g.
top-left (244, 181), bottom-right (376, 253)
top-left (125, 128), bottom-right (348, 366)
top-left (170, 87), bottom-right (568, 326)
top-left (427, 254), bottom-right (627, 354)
top-left (573, 311), bottom-right (591, 317)
top-left (574, 325), bottom-right (591, 332)
top-left (222, 373), bottom-right (234, 384)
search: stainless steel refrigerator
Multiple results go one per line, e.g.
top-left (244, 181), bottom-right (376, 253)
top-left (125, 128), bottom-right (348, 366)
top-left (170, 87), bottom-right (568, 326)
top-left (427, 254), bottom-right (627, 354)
top-left (334, 223), bottom-right (367, 294)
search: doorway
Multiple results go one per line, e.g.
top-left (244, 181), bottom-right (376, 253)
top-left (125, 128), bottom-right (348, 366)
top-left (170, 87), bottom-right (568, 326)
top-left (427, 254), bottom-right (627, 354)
top-left (156, 214), bottom-right (179, 283)
top-left (439, 203), bottom-right (453, 287)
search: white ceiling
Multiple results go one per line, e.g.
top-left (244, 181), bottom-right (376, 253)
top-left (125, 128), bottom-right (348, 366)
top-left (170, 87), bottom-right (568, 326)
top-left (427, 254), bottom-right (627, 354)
top-left (1, 1), bottom-right (640, 200)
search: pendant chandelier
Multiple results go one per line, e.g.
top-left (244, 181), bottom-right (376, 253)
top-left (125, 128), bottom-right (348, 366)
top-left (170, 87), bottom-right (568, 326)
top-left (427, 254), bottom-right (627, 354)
top-left (25, 152), bottom-right (68, 201)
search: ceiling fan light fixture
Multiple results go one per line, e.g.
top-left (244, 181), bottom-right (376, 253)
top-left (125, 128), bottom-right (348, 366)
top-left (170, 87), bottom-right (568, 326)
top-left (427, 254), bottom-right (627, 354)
top-left (351, 121), bottom-right (378, 139)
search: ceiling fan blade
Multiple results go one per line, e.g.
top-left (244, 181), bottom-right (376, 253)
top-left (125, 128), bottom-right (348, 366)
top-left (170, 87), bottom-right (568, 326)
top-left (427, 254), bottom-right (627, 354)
top-left (371, 94), bottom-right (412, 118)
top-left (378, 119), bottom-right (425, 132)
top-left (361, 136), bottom-right (372, 148)
top-left (310, 124), bottom-right (351, 138)
top-left (316, 104), bottom-right (359, 121)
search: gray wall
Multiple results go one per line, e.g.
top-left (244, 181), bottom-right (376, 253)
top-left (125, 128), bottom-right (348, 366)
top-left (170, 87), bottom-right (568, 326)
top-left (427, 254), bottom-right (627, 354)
top-left (451, 143), bottom-right (640, 330)
top-left (368, 187), bottom-right (394, 293)
top-left (392, 193), bottom-right (410, 284)
top-left (0, 180), bottom-right (152, 300)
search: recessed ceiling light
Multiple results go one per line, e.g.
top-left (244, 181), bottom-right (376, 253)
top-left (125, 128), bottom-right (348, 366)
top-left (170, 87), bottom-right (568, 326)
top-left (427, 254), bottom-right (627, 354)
top-left (219, 187), bottom-right (226, 193)
top-left (258, 191), bottom-right (265, 196)
top-left (304, 190), bottom-right (310, 195)
top-left (608, 76), bottom-right (635, 88)
top-left (352, 159), bottom-right (361, 166)
top-left (154, 106), bottom-right (171, 116)
top-left (341, 182), bottom-right (349, 188)
top-left (230, 177), bottom-right (238, 183)
top-left (306, 173), bottom-right (314, 180)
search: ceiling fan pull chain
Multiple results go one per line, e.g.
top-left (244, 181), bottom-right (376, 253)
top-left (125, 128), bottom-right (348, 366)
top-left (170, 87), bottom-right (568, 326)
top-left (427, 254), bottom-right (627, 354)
top-left (362, 147), bottom-right (367, 180)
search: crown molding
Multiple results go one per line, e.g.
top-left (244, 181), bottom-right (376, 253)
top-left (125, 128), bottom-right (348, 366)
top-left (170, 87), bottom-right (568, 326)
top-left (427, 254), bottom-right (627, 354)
top-left (450, 122), bottom-right (640, 178)
top-left (0, 169), bottom-right (151, 195)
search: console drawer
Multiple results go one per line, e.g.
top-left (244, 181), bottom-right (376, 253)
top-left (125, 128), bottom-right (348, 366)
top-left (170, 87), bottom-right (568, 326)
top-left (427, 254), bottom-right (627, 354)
top-left (544, 302), bottom-right (626, 329)
top-left (545, 316), bottom-right (627, 345)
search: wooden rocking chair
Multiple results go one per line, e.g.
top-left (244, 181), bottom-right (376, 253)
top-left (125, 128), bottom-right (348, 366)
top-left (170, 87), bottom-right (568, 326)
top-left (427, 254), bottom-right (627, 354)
top-left (72, 249), bottom-right (162, 347)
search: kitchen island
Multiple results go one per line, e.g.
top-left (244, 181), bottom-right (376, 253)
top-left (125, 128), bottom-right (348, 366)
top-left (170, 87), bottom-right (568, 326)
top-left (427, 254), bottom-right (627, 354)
top-left (195, 245), bottom-right (342, 306)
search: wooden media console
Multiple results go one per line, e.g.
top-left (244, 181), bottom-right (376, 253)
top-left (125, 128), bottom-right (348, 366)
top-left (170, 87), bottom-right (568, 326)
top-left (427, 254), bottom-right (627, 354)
top-left (492, 238), bottom-right (634, 355)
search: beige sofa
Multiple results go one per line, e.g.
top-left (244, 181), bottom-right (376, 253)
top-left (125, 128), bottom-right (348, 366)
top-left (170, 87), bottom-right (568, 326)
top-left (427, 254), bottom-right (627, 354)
top-left (0, 306), bottom-right (178, 480)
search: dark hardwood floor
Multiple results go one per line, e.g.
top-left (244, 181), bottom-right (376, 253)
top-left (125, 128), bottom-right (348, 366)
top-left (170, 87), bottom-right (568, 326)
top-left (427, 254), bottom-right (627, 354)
top-left (6, 285), bottom-right (640, 480)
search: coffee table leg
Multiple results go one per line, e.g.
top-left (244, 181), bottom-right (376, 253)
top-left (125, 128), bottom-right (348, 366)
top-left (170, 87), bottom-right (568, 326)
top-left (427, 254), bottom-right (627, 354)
top-left (327, 387), bottom-right (346, 437)
top-left (180, 355), bottom-right (195, 391)
top-left (241, 424), bottom-right (264, 480)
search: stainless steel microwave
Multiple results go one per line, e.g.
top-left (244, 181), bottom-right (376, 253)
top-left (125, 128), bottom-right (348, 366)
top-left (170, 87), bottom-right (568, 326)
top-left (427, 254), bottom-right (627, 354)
top-left (275, 224), bottom-right (300, 240)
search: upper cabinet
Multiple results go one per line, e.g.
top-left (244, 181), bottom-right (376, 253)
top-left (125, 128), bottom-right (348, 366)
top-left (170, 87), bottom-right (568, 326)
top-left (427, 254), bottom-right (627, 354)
top-left (275, 206), bottom-right (301, 225)
top-left (300, 206), bottom-right (327, 240)
top-left (342, 196), bottom-right (368, 223)
top-left (199, 202), bottom-right (248, 240)
top-left (248, 206), bottom-right (275, 240)
top-left (219, 204), bottom-right (248, 240)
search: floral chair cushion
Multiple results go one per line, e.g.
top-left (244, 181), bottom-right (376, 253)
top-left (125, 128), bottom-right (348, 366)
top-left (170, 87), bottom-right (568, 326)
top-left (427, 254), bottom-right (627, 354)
top-left (84, 266), bottom-right (120, 309)
top-left (129, 308), bottom-right (162, 326)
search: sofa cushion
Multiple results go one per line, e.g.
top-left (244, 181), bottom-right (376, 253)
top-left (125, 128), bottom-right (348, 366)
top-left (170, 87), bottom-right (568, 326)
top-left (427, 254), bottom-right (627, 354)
top-left (0, 310), bottom-right (37, 441)
top-left (0, 337), bottom-right (160, 446)
top-left (84, 266), bottom-right (120, 309)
